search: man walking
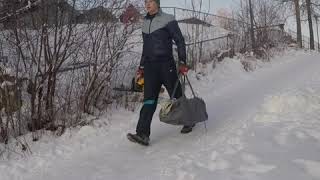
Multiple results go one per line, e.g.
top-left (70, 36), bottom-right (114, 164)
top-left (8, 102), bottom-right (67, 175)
top-left (127, 0), bottom-right (194, 146)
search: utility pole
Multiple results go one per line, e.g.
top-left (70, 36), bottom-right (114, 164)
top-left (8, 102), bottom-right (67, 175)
top-left (315, 15), bottom-right (320, 51)
top-left (248, 0), bottom-right (255, 51)
top-left (306, 0), bottom-right (315, 50)
top-left (294, 0), bottom-right (303, 48)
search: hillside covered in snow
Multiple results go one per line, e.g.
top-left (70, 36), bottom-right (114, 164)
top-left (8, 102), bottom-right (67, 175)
top-left (1, 49), bottom-right (320, 180)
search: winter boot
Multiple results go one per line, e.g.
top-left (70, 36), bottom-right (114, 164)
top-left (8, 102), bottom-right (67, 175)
top-left (127, 133), bottom-right (150, 146)
top-left (180, 124), bottom-right (195, 134)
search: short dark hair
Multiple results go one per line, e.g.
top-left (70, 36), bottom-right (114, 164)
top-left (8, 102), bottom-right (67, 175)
top-left (145, 0), bottom-right (160, 7)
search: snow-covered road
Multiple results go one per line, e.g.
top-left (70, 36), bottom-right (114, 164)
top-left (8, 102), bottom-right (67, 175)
top-left (1, 50), bottom-right (320, 180)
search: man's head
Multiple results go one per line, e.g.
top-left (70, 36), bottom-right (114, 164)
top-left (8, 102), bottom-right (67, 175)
top-left (145, 0), bottom-right (160, 15)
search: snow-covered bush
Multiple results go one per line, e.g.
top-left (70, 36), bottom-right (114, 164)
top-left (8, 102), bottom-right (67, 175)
top-left (0, 0), bottom-right (141, 143)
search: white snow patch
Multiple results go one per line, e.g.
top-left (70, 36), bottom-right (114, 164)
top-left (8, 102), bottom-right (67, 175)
top-left (207, 151), bottom-right (230, 171)
top-left (294, 159), bottom-right (320, 178)
top-left (227, 136), bottom-right (244, 151)
top-left (254, 88), bottom-right (320, 124)
top-left (240, 153), bottom-right (276, 173)
top-left (176, 170), bottom-right (195, 180)
top-left (295, 131), bottom-right (308, 140)
top-left (239, 164), bottom-right (276, 174)
top-left (305, 130), bottom-right (320, 142)
top-left (274, 130), bottom-right (290, 145)
top-left (208, 158), bottom-right (230, 171)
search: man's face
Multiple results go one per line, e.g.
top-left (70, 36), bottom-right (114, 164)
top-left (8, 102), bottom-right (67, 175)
top-left (145, 0), bottom-right (158, 14)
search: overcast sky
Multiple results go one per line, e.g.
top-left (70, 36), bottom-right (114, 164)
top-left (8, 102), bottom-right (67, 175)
top-left (160, 0), bottom-right (317, 38)
top-left (160, 0), bottom-right (236, 13)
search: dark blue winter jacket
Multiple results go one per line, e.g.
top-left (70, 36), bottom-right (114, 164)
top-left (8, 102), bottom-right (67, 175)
top-left (140, 10), bottom-right (186, 67)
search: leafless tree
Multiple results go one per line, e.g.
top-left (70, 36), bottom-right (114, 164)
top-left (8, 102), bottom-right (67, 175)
top-left (0, 0), bottom-right (141, 144)
top-left (279, 0), bottom-right (303, 48)
top-left (234, 0), bottom-right (286, 50)
top-left (75, 0), bottom-right (142, 114)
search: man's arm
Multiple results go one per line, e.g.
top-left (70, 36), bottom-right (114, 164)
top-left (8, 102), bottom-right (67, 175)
top-left (140, 38), bottom-right (145, 68)
top-left (167, 20), bottom-right (187, 65)
top-left (140, 54), bottom-right (145, 69)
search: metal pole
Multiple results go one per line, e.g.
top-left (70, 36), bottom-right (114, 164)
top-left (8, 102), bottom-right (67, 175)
top-left (248, 0), bottom-right (255, 51)
top-left (306, 0), bottom-right (315, 50)
top-left (315, 15), bottom-right (320, 51)
top-left (294, 0), bottom-right (303, 48)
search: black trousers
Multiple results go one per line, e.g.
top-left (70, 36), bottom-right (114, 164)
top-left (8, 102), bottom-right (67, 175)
top-left (136, 61), bottom-right (183, 137)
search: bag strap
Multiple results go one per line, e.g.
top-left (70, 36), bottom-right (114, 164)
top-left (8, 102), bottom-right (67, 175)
top-left (171, 73), bottom-right (196, 99)
top-left (171, 74), bottom-right (183, 99)
top-left (185, 75), bottom-right (196, 97)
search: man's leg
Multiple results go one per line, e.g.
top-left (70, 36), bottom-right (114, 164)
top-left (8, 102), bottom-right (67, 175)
top-left (136, 63), bottom-right (162, 137)
top-left (161, 61), bottom-right (182, 99)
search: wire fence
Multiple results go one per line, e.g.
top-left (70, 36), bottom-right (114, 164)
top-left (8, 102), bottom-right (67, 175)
top-left (159, 7), bottom-right (249, 66)
top-left (0, 5), bottom-right (296, 73)
top-left (287, 29), bottom-right (320, 51)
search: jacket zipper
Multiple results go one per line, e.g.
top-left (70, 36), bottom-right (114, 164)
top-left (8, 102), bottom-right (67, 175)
top-left (149, 18), bottom-right (154, 34)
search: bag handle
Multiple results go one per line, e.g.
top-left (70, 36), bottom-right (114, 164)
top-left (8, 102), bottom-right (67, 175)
top-left (185, 75), bottom-right (196, 97)
top-left (171, 73), bottom-right (196, 99)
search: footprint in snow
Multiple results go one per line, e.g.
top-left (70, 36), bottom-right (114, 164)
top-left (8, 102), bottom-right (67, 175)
top-left (239, 153), bottom-right (276, 174)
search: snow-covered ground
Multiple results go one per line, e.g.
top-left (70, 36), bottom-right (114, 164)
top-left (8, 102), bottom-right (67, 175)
top-left (1, 49), bottom-right (320, 180)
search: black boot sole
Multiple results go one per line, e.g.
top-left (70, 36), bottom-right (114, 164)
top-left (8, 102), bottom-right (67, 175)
top-left (127, 133), bottom-right (149, 146)
top-left (180, 124), bottom-right (195, 134)
top-left (180, 128), bottom-right (193, 134)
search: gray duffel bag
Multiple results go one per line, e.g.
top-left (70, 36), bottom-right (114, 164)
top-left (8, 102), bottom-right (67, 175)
top-left (159, 75), bottom-right (208, 126)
